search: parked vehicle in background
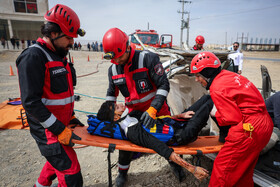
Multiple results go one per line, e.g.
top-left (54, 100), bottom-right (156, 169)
top-left (130, 29), bottom-right (173, 50)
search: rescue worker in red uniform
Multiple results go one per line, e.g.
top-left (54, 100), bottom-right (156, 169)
top-left (190, 51), bottom-right (273, 186)
top-left (102, 28), bottom-right (185, 186)
top-left (192, 35), bottom-right (205, 50)
top-left (16, 4), bottom-right (86, 187)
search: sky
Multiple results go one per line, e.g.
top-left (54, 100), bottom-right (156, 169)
top-left (48, 0), bottom-right (280, 46)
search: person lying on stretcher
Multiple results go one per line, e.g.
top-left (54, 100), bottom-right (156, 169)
top-left (91, 95), bottom-right (214, 181)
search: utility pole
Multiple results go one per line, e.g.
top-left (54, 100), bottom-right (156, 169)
top-left (225, 32), bottom-right (227, 49)
top-left (147, 22), bottom-right (149, 30)
top-left (178, 0), bottom-right (191, 49)
top-left (186, 12), bottom-right (190, 46)
top-left (237, 32), bottom-right (248, 50)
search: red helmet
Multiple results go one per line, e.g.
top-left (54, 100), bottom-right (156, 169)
top-left (44, 4), bottom-right (85, 38)
top-left (195, 35), bottom-right (205, 45)
top-left (102, 28), bottom-right (129, 60)
top-left (190, 52), bottom-right (221, 74)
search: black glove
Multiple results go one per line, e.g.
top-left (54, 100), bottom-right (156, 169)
top-left (69, 132), bottom-right (81, 147)
top-left (69, 116), bottom-right (85, 127)
top-left (140, 111), bottom-right (156, 129)
top-left (211, 116), bottom-right (230, 143)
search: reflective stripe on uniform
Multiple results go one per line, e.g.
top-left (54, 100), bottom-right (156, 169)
top-left (41, 96), bottom-right (74, 106)
top-left (30, 44), bottom-right (53, 62)
top-left (106, 96), bottom-right (116, 101)
top-left (138, 50), bottom-right (148, 69)
top-left (112, 50), bottom-right (148, 75)
top-left (126, 91), bottom-right (156, 105)
top-left (112, 64), bottom-right (117, 76)
top-left (40, 113), bottom-right (57, 128)
top-left (118, 163), bottom-right (129, 170)
top-left (156, 89), bottom-right (168, 97)
top-left (35, 180), bottom-right (50, 187)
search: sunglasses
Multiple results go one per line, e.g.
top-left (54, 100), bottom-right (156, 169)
top-left (233, 45), bottom-right (238, 47)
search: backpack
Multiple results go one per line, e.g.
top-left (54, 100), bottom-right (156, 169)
top-left (87, 115), bottom-right (127, 140)
top-left (87, 115), bottom-right (174, 143)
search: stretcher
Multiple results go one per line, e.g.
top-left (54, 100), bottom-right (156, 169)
top-left (71, 126), bottom-right (224, 155)
top-left (1, 98), bottom-right (224, 186)
top-left (71, 125), bottom-right (224, 186)
top-left (0, 98), bottom-right (28, 129)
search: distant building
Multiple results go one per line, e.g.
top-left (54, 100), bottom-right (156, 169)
top-left (241, 43), bottom-right (279, 51)
top-left (0, 0), bottom-right (48, 41)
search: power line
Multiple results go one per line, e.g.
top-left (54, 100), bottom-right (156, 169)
top-left (191, 4), bottom-right (280, 21)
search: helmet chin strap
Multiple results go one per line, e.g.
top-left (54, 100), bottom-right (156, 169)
top-left (50, 34), bottom-right (66, 48)
top-left (125, 42), bottom-right (130, 53)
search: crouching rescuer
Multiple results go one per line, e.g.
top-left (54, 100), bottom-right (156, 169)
top-left (16, 4), bottom-right (86, 187)
top-left (190, 51), bottom-right (273, 186)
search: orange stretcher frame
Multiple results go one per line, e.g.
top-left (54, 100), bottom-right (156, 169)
top-left (72, 126), bottom-right (224, 155)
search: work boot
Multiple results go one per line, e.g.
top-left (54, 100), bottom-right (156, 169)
top-left (115, 170), bottom-right (128, 187)
top-left (168, 161), bottom-right (186, 182)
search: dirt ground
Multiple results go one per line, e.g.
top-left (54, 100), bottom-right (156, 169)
top-left (0, 48), bottom-right (280, 187)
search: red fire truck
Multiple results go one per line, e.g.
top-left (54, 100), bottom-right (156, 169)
top-left (130, 29), bottom-right (173, 50)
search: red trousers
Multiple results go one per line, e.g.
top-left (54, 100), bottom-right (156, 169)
top-left (36, 145), bottom-right (82, 187)
top-left (209, 112), bottom-right (273, 187)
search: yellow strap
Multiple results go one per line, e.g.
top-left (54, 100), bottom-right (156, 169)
top-left (156, 115), bottom-right (172, 119)
top-left (149, 124), bottom-right (157, 133)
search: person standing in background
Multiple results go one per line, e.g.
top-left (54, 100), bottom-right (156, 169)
top-left (21, 39), bottom-right (25, 49)
top-left (91, 42), bottom-right (95, 51)
top-left (87, 42), bottom-right (91, 51)
top-left (10, 36), bottom-right (15, 49)
top-left (100, 42), bottom-right (103, 52)
top-left (95, 41), bottom-right (98, 52)
top-left (15, 37), bottom-right (20, 49)
top-left (1, 37), bottom-right (5, 49)
top-left (192, 35), bottom-right (205, 50)
top-left (228, 42), bottom-right (243, 74)
top-left (27, 39), bottom-right (31, 47)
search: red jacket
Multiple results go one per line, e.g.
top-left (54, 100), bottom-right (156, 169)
top-left (209, 70), bottom-right (273, 186)
top-left (107, 48), bottom-right (170, 115)
top-left (210, 70), bottom-right (267, 126)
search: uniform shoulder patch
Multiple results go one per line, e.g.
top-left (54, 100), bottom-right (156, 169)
top-left (154, 64), bottom-right (164, 76)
